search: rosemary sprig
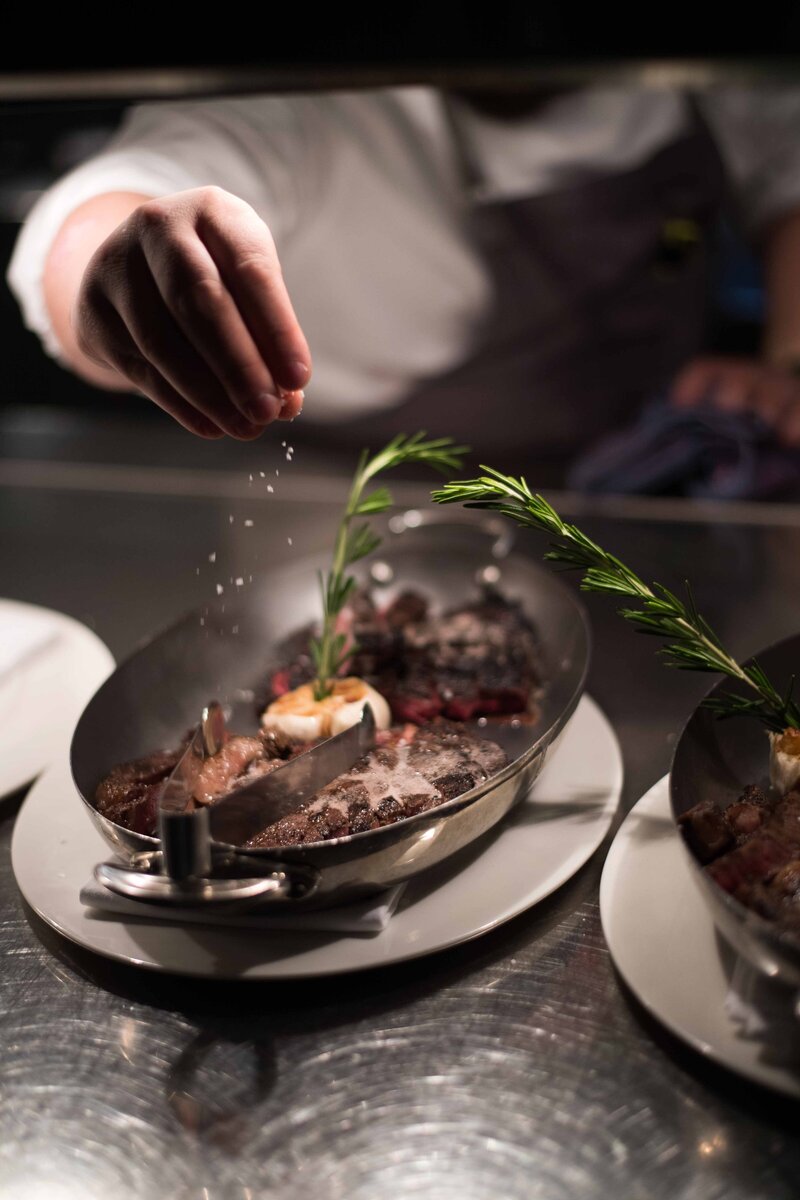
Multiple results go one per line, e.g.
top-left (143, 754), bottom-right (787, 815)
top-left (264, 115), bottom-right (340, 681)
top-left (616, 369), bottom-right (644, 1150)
top-left (433, 467), bottom-right (800, 732)
top-left (311, 433), bottom-right (467, 699)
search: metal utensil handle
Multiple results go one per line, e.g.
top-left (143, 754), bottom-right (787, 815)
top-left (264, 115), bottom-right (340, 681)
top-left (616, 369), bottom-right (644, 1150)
top-left (389, 507), bottom-right (515, 559)
top-left (160, 806), bottom-right (212, 880)
top-left (95, 857), bottom-right (319, 907)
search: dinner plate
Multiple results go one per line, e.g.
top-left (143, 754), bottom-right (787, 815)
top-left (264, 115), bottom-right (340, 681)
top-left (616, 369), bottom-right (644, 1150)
top-left (13, 694), bottom-right (621, 979)
top-left (600, 775), bottom-right (800, 1098)
top-left (0, 599), bottom-right (114, 799)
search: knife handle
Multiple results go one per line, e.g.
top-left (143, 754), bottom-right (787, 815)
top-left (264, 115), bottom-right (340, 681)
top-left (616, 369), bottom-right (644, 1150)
top-left (160, 806), bottom-right (212, 881)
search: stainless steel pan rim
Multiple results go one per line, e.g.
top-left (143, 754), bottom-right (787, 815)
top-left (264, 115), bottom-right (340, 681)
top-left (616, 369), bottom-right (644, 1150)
top-left (670, 630), bottom-right (800, 987)
top-left (70, 510), bottom-right (591, 901)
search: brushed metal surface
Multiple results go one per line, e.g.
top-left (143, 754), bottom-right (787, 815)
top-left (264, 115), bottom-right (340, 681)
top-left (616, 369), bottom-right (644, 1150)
top-left (1, 464), bottom-right (799, 1198)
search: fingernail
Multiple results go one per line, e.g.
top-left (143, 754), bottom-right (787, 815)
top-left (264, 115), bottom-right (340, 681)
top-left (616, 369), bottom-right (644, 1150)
top-left (245, 393), bottom-right (281, 423)
top-left (288, 360), bottom-right (309, 388)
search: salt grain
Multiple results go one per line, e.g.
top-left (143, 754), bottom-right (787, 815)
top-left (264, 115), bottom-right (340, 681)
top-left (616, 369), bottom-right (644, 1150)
top-left (216, 584), bottom-right (224, 596)
top-left (287, 537), bottom-right (293, 546)
top-left (235, 577), bottom-right (244, 587)
top-left (208, 552), bottom-right (216, 563)
top-left (244, 519), bottom-right (254, 527)
top-left (267, 484), bottom-right (274, 493)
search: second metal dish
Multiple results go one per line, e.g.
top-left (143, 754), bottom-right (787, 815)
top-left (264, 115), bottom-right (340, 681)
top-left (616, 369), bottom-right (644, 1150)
top-left (670, 632), bottom-right (800, 988)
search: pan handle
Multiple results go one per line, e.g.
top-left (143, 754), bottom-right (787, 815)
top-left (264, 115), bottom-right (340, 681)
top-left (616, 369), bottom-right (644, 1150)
top-left (388, 508), bottom-right (515, 559)
top-left (95, 855), bottom-right (320, 908)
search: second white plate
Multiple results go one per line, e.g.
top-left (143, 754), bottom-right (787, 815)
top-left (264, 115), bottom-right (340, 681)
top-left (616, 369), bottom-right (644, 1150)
top-left (0, 599), bottom-right (114, 799)
top-left (600, 775), bottom-right (800, 1097)
top-left (13, 695), bottom-right (621, 979)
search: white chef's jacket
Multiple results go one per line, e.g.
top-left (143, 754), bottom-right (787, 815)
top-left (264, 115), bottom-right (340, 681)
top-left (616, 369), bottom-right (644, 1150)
top-left (8, 87), bottom-right (800, 419)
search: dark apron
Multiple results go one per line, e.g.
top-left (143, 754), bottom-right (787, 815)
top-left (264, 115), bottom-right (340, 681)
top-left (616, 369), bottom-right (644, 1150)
top-left (322, 98), bottom-right (725, 471)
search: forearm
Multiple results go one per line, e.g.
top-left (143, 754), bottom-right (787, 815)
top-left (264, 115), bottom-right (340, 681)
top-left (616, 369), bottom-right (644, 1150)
top-left (762, 207), bottom-right (800, 368)
top-left (43, 191), bottom-right (152, 389)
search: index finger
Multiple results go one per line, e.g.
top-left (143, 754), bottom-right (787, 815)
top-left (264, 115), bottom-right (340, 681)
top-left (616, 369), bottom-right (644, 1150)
top-left (197, 199), bottom-right (311, 395)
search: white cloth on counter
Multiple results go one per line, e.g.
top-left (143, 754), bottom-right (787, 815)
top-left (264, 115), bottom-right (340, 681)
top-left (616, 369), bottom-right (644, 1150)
top-left (80, 876), bottom-right (406, 935)
top-left (0, 606), bottom-right (59, 681)
top-left (724, 953), bottom-right (800, 1057)
top-left (9, 86), bottom-right (800, 419)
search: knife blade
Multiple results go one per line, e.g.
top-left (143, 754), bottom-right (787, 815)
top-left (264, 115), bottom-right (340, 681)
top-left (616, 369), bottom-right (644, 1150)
top-left (208, 703), bottom-right (377, 845)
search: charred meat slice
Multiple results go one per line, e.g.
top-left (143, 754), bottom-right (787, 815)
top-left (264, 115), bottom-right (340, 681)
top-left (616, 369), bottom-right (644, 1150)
top-left (95, 747), bottom-right (184, 835)
top-left (264, 587), bottom-right (539, 724)
top-left (246, 722), bottom-right (508, 849)
top-left (682, 786), bottom-right (800, 936)
top-left (94, 727), bottom-right (296, 836)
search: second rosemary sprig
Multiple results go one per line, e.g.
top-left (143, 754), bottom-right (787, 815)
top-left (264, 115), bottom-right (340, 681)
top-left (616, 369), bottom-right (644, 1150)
top-left (310, 433), bottom-right (467, 699)
top-left (432, 467), bottom-right (800, 732)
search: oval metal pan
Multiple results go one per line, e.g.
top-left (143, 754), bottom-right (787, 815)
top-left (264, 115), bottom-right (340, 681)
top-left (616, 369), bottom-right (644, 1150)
top-left (71, 513), bottom-right (590, 906)
top-left (670, 632), bottom-right (800, 987)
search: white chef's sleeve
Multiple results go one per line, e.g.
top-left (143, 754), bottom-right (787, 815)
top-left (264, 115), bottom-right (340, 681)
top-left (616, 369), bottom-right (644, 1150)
top-left (701, 88), bottom-right (800, 235)
top-left (6, 96), bottom-right (324, 358)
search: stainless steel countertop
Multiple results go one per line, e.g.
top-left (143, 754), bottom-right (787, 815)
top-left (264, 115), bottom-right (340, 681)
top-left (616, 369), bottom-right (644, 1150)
top-left (1, 446), bottom-right (799, 1199)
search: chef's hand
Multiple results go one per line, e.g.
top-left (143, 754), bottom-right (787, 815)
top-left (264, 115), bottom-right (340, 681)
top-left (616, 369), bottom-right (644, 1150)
top-left (670, 356), bottom-right (800, 448)
top-left (43, 187), bottom-right (310, 439)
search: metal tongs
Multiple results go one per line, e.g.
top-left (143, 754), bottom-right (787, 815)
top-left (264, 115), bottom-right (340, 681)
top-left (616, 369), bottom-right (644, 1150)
top-left (96, 702), bottom-right (376, 909)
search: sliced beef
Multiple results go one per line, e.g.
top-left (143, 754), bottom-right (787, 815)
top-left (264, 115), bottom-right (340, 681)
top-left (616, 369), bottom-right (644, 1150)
top-left (95, 746), bottom-right (184, 835)
top-left (246, 722), bottom-right (508, 849)
top-left (679, 801), bottom-right (734, 863)
top-left (95, 727), bottom-right (296, 836)
top-left (685, 786), bottom-right (800, 939)
top-left (263, 586), bottom-right (540, 725)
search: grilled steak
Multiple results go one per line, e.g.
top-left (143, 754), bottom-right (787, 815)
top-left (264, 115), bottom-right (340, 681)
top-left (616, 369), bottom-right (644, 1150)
top-left (246, 722), bottom-right (508, 849)
top-left (266, 586), bottom-right (540, 724)
top-left (680, 786), bottom-right (800, 933)
top-left (94, 721), bottom-right (507, 845)
top-left (95, 728), bottom-right (295, 835)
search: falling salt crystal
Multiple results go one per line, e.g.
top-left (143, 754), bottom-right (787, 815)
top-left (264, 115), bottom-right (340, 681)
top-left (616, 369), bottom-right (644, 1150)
top-left (244, 519), bottom-right (254, 527)
top-left (259, 471), bottom-right (265, 478)
top-left (249, 473), bottom-right (253, 482)
top-left (477, 716), bottom-right (487, 727)
top-left (232, 625), bottom-right (239, 634)
top-left (216, 584), bottom-right (224, 595)
top-left (229, 515), bottom-right (234, 524)
top-left (267, 484), bottom-right (274, 493)
top-left (275, 469), bottom-right (280, 477)
top-left (200, 617), bottom-right (205, 626)
top-left (208, 552), bottom-right (216, 563)
top-left (287, 537), bottom-right (293, 546)
top-left (196, 567), bottom-right (200, 575)
top-left (235, 577), bottom-right (244, 587)
top-left (281, 440), bottom-right (286, 448)
top-left (248, 575), bottom-right (253, 582)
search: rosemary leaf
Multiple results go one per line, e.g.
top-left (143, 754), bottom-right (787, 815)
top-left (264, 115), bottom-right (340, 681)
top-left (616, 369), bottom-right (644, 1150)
top-left (310, 433), bottom-right (467, 699)
top-left (433, 469), bottom-right (800, 731)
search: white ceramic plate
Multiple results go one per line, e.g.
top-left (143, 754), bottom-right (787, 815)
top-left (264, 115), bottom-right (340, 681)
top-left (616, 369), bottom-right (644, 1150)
top-left (12, 695), bottom-right (621, 979)
top-left (0, 599), bottom-right (114, 799)
top-left (600, 776), bottom-right (800, 1097)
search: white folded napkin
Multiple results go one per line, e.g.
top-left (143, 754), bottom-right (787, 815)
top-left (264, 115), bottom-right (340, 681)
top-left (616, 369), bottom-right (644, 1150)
top-left (724, 953), bottom-right (800, 1052)
top-left (0, 606), bottom-right (59, 681)
top-left (80, 876), bottom-right (406, 935)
